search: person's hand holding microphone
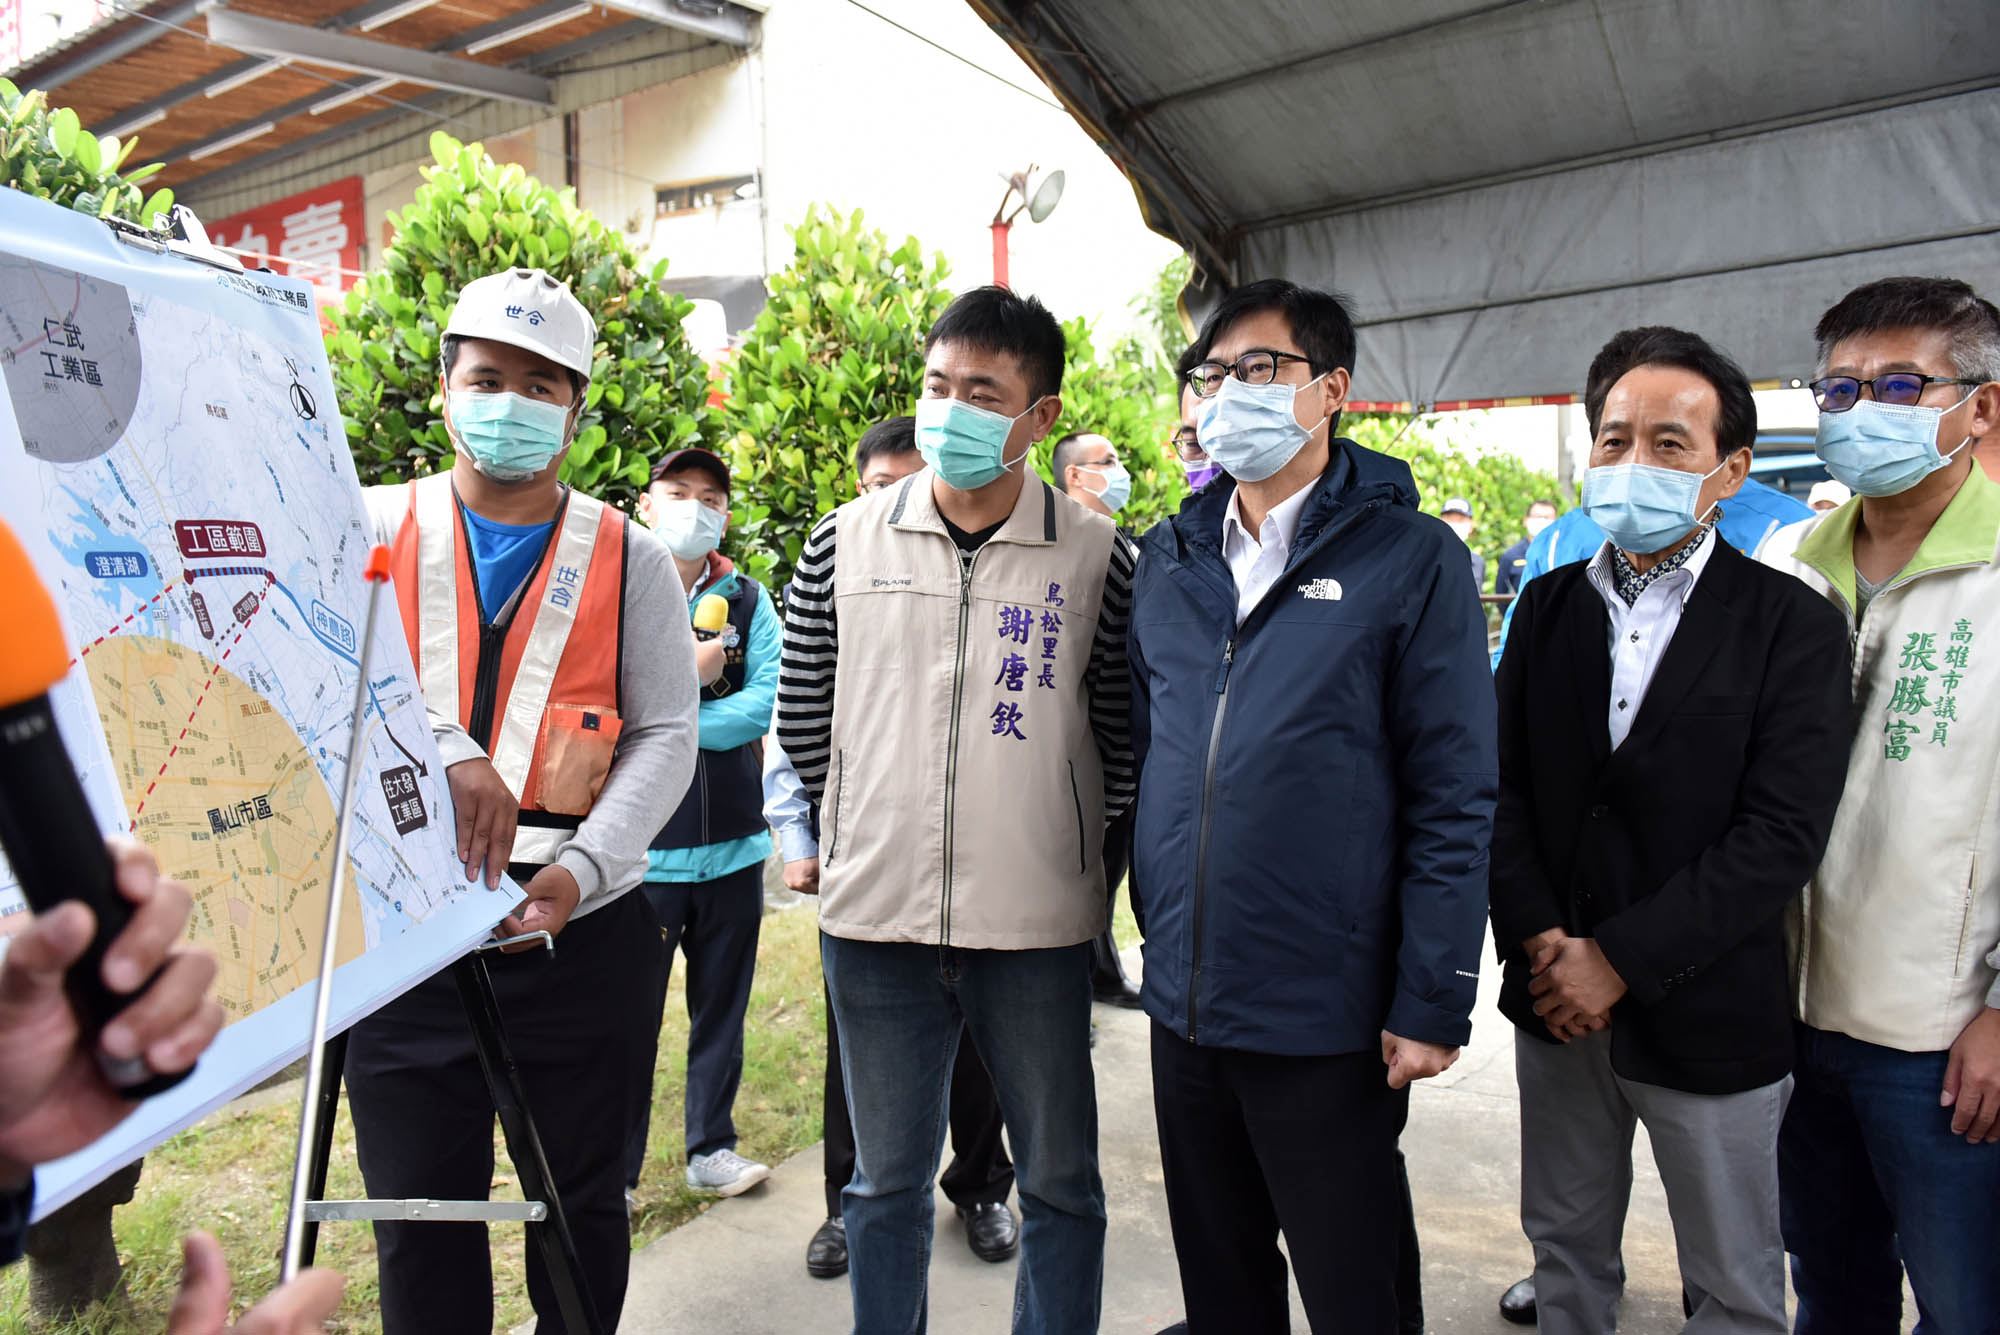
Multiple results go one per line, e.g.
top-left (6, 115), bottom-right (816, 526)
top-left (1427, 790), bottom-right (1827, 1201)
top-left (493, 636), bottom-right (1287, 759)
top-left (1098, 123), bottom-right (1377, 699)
top-left (0, 519), bottom-right (341, 1326)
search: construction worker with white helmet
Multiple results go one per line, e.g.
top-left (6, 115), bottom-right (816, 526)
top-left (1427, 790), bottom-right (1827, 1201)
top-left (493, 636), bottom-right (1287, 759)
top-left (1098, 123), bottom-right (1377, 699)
top-left (345, 267), bottom-right (698, 1333)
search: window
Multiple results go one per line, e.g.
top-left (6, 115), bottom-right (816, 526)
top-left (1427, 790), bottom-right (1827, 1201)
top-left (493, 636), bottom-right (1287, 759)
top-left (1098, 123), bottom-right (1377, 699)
top-left (655, 174), bottom-right (757, 218)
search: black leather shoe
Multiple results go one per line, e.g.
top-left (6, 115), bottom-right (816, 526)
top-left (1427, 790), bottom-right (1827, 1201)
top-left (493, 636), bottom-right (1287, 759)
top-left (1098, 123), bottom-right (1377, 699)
top-left (1155, 1325), bottom-right (1188, 1334)
top-left (1093, 977), bottom-right (1144, 1009)
top-left (957, 1201), bottom-right (1019, 1262)
top-left (806, 1215), bottom-right (847, 1278)
top-left (1499, 1276), bottom-right (1536, 1325)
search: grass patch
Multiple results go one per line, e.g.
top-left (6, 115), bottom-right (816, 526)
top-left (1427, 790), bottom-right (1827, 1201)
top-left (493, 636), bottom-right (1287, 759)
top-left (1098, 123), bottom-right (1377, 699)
top-left (1, 900), bottom-right (827, 1334)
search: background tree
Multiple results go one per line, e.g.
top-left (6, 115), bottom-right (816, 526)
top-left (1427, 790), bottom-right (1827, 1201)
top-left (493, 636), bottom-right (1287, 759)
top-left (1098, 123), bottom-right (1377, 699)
top-left (0, 80), bottom-right (174, 226)
top-left (714, 206), bottom-right (953, 589)
top-left (1032, 319), bottom-right (1181, 535)
top-left (1348, 413), bottom-right (1568, 592)
top-left (327, 131), bottom-right (708, 510)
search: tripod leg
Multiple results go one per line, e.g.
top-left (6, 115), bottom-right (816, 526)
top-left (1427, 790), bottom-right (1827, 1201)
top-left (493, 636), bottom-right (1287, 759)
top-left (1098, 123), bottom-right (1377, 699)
top-left (298, 1030), bottom-right (347, 1271)
top-left (452, 954), bottom-right (602, 1335)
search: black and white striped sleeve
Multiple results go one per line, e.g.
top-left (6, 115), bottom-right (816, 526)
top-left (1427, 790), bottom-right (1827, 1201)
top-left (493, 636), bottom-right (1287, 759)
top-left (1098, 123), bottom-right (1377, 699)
top-left (1086, 532), bottom-right (1138, 821)
top-left (776, 512), bottom-right (840, 805)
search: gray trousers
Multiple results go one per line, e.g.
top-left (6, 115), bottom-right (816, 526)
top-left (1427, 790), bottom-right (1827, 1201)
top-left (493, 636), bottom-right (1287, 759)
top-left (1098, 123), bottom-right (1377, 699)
top-left (1516, 1028), bottom-right (1791, 1334)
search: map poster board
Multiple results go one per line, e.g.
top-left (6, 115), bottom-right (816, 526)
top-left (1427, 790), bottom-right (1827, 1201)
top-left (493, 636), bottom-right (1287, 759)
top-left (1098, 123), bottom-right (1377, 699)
top-left (0, 187), bottom-right (514, 1219)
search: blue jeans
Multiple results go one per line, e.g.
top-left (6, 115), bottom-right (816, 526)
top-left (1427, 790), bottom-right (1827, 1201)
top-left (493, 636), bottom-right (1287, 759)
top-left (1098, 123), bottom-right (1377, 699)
top-left (1779, 1022), bottom-right (2000, 1335)
top-left (820, 934), bottom-right (1105, 1335)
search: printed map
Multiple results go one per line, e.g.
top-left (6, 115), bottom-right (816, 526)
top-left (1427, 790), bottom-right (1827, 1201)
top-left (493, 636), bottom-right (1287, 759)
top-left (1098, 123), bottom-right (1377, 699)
top-left (0, 189), bottom-right (511, 1216)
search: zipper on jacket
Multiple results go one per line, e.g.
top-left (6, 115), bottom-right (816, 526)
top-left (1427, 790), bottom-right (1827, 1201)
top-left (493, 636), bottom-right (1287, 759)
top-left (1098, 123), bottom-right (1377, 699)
top-left (1174, 497), bottom-right (1387, 1044)
top-left (826, 750), bottom-right (846, 867)
top-left (1187, 637), bottom-right (1236, 1042)
top-left (1068, 761), bottom-right (1086, 874)
top-left (697, 757), bottom-right (711, 846)
top-left (467, 622), bottom-right (506, 750)
top-left (940, 547), bottom-right (981, 947)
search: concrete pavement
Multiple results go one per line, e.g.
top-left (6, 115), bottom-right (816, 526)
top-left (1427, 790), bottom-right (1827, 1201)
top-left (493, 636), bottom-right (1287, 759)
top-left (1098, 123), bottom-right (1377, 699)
top-left (612, 951), bottom-right (1701, 1334)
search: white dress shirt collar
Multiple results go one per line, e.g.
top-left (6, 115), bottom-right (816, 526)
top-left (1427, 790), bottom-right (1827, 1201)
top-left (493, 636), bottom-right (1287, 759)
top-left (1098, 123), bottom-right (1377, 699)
top-left (1221, 481), bottom-right (1315, 627)
top-left (1585, 528), bottom-right (1719, 750)
top-left (1221, 480), bottom-right (1313, 559)
top-left (1584, 526), bottom-right (1717, 611)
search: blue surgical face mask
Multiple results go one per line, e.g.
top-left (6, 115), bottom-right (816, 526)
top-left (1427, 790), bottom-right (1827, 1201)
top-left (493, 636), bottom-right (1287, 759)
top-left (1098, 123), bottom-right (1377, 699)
top-left (914, 395), bottom-right (1044, 491)
top-left (649, 496), bottom-right (727, 561)
top-left (1815, 392), bottom-right (1975, 498)
top-left (447, 390), bottom-right (571, 482)
top-left (1581, 457), bottom-right (1729, 555)
top-left (1194, 372), bottom-right (1329, 484)
top-left (1078, 461), bottom-right (1132, 514)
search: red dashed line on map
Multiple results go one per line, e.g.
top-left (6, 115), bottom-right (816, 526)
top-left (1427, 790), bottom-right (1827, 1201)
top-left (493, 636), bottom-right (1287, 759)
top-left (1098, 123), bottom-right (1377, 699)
top-left (68, 581), bottom-right (182, 668)
top-left (132, 585), bottom-right (273, 823)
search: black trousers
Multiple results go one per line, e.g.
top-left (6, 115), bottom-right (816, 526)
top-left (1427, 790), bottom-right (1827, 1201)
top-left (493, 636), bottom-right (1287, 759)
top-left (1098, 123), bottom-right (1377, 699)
top-left (1151, 1021), bottom-right (1419, 1335)
top-left (624, 862), bottom-right (765, 1183)
top-left (822, 979), bottom-right (1014, 1217)
top-left (346, 890), bottom-right (655, 1335)
top-left (1090, 808), bottom-right (1135, 988)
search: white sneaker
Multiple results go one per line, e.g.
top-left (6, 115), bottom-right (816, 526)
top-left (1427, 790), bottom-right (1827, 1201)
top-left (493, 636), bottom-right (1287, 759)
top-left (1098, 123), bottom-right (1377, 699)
top-left (686, 1148), bottom-right (770, 1197)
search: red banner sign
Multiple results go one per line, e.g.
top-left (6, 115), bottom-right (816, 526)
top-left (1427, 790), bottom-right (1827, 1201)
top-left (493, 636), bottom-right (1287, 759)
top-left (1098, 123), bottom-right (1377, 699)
top-left (207, 176), bottom-right (365, 306)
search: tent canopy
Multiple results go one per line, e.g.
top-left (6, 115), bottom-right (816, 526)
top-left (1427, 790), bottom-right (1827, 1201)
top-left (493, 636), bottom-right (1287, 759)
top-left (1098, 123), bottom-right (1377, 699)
top-left (971, 0), bottom-right (2000, 408)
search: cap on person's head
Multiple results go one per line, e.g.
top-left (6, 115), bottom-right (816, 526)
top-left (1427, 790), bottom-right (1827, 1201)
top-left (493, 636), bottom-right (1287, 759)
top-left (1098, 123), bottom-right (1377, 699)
top-left (445, 268), bottom-right (596, 379)
top-left (1808, 479), bottom-right (1853, 510)
top-left (652, 447), bottom-right (731, 495)
top-left (1442, 497), bottom-right (1474, 518)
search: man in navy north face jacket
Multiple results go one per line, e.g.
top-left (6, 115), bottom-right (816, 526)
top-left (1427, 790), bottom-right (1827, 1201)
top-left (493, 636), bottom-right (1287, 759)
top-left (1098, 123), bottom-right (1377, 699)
top-left (1129, 278), bottom-right (1496, 1335)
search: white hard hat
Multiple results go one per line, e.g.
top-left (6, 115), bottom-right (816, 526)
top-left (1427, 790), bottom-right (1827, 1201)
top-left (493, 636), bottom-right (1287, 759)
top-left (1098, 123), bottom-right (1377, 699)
top-left (1807, 479), bottom-right (1853, 509)
top-left (445, 268), bottom-right (596, 379)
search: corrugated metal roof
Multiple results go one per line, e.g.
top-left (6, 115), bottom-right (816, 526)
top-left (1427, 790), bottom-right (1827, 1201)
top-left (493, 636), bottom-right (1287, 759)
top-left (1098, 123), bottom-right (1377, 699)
top-left (7, 0), bottom-right (757, 203)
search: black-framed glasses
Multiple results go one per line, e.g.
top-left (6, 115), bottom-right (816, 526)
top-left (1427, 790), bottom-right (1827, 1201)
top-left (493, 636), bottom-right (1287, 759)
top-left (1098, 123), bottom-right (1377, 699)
top-left (1169, 428), bottom-right (1205, 462)
top-left (1809, 372), bottom-right (1981, 413)
top-left (1183, 349), bottom-right (1312, 398)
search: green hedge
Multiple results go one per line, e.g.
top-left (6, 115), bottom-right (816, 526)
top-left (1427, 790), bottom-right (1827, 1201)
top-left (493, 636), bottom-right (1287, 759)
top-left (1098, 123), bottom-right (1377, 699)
top-left (0, 80), bottom-right (173, 225)
top-left (713, 206), bottom-right (954, 589)
top-left (327, 131), bottom-right (709, 511)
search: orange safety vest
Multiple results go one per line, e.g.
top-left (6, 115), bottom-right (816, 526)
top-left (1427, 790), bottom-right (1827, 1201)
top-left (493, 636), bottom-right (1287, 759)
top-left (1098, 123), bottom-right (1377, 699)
top-left (388, 473), bottom-right (628, 868)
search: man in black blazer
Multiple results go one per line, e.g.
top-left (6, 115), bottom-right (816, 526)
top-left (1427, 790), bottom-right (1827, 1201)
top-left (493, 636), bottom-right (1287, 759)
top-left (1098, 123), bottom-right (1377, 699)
top-left (1492, 326), bottom-right (1853, 1335)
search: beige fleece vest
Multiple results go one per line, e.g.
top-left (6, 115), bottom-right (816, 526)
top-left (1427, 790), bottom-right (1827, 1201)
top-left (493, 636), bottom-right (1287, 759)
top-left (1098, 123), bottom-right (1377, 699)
top-left (819, 468), bottom-right (1116, 950)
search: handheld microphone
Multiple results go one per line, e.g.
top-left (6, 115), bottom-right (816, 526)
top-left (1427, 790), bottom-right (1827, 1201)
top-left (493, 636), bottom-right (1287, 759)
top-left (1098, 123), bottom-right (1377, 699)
top-left (691, 592), bottom-right (731, 643)
top-left (0, 519), bottom-right (193, 1099)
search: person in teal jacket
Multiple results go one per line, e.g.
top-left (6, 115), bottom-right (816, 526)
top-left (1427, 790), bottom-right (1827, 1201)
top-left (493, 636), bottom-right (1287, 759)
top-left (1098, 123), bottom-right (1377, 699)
top-left (625, 447), bottom-right (783, 1200)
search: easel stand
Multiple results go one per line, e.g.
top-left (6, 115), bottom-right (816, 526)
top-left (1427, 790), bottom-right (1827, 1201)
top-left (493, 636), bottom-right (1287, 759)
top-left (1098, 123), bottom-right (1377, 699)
top-left (295, 942), bottom-right (604, 1335)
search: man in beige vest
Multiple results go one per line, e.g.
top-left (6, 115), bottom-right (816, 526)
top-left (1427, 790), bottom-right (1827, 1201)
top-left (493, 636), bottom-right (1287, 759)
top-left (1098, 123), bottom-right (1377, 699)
top-left (777, 285), bottom-right (1134, 1333)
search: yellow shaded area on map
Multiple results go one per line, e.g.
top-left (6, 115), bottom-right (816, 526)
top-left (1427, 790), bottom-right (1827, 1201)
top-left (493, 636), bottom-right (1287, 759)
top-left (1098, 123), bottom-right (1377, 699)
top-left (85, 634), bottom-right (364, 1020)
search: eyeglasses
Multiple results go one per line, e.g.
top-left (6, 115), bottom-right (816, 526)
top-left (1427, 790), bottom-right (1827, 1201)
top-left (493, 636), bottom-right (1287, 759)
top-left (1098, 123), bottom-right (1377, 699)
top-left (1169, 429), bottom-right (1205, 462)
top-left (1809, 373), bottom-right (1981, 413)
top-left (1183, 349), bottom-right (1313, 398)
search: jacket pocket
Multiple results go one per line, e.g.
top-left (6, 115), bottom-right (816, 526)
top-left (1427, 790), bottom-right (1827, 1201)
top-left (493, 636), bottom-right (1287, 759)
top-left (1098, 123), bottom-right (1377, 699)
top-left (1068, 761), bottom-right (1086, 875)
top-left (1953, 852), bottom-right (1978, 978)
top-left (531, 704), bottom-right (624, 816)
top-left (825, 749), bottom-right (847, 868)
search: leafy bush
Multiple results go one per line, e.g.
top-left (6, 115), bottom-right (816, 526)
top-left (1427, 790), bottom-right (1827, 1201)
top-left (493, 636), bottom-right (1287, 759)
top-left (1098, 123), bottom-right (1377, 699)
top-left (715, 206), bottom-right (954, 590)
top-left (1032, 319), bottom-right (1183, 535)
top-left (1132, 253), bottom-right (1193, 361)
top-left (713, 212), bottom-right (1202, 586)
top-left (327, 131), bottom-right (708, 510)
top-left (1348, 413), bottom-right (1567, 590)
top-left (0, 80), bottom-right (174, 225)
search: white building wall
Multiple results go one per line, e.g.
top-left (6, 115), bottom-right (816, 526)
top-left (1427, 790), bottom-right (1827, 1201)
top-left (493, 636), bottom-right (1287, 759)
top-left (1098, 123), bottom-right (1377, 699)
top-left (184, 1), bottom-right (1184, 338)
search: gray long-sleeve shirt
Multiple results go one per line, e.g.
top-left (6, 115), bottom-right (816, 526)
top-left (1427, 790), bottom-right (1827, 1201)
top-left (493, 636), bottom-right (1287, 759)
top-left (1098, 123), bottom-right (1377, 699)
top-left (364, 482), bottom-right (697, 918)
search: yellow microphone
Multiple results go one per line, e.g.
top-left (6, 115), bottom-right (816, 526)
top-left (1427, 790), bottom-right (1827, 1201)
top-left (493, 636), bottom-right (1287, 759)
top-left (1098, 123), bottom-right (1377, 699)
top-left (691, 593), bottom-right (731, 643)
